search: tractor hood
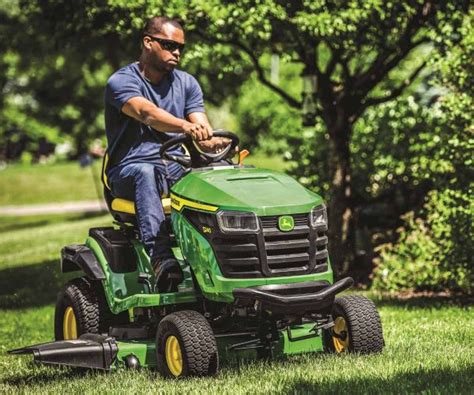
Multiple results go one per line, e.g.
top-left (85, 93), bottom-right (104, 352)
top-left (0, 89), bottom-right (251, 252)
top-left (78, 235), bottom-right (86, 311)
top-left (171, 167), bottom-right (323, 216)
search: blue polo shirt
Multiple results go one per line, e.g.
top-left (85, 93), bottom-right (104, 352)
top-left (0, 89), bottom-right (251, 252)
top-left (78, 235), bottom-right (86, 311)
top-left (104, 62), bottom-right (205, 172)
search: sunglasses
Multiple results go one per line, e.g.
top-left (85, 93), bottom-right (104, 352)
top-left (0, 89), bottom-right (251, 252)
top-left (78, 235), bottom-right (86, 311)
top-left (145, 35), bottom-right (185, 52)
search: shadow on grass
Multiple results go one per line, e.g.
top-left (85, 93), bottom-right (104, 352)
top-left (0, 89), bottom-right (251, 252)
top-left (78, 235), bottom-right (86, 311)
top-left (0, 219), bottom-right (49, 233)
top-left (283, 365), bottom-right (474, 394)
top-left (370, 293), bottom-right (474, 309)
top-left (2, 366), bottom-right (90, 387)
top-left (0, 211), bottom-right (107, 234)
top-left (0, 260), bottom-right (66, 309)
top-left (2, 358), bottom-right (472, 392)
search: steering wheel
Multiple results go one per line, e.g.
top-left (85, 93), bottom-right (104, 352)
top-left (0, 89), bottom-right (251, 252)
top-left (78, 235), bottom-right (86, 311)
top-left (159, 130), bottom-right (240, 168)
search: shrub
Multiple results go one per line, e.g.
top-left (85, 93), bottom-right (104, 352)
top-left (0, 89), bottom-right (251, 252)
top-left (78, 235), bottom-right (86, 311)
top-left (373, 189), bottom-right (473, 293)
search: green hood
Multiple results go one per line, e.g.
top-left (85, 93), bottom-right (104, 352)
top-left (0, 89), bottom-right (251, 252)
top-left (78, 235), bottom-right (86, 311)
top-left (171, 167), bottom-right (323, 216)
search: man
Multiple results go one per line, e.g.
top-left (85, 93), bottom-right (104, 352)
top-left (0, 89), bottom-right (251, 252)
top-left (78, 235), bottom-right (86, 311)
top-left (104, 16), bottom-right (225, 292)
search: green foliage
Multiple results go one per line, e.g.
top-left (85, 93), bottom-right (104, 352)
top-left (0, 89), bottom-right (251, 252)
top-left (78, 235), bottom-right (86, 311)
top-left (0, 1), bottom-right (136, 159)
top-left (354, 93), bottom-right (442, 198)
top-left (373, 12), bottom-right (473, 293)
top-left (4, 0), bottom-right (463, 160)
top-left (373, 211), bottom-right (443, 292)
top-left (373, 189), bottom-right (473, 293)
top-left (286, 123), bottom-right (331, 195)
top-left (234, 57), bottom-right (302, 154)
top-left (1, 103), bottom-right (62, 143)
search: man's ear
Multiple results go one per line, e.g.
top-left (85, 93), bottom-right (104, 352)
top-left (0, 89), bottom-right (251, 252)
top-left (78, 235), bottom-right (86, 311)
top-left (142, 36), bottom-right (153, 50)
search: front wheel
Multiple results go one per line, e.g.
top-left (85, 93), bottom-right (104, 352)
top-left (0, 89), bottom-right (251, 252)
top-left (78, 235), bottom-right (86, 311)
top-left (326, 295), bottom-right (384, 354)
top-left (156, 310), bottom-right (219, 378)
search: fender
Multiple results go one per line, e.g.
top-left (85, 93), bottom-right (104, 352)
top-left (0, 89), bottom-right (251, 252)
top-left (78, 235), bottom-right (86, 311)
top-left (61, 244), bottom-right (106, 280)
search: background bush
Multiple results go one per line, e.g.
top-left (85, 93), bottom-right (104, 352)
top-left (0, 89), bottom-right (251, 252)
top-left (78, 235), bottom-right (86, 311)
top-left (372, 14), bottom-right (473, 293)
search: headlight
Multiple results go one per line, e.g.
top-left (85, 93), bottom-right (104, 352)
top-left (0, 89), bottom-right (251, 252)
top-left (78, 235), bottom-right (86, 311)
top-left (216, 211), bottom-right (260, 233)
top-left (310, 204), bottom-right (327, 229)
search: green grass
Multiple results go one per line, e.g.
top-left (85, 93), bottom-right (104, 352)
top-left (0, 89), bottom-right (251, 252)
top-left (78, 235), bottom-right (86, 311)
top-left (1, 300), bottom-right (472, 393)
top-left (0, 162), bottom-right (104, 206)
top-left (0, 154), bottom-right (288, 206)
top-left (0, 212), bottom-right (472, 393)
top-left (244, 153), bottom-right (289, 172)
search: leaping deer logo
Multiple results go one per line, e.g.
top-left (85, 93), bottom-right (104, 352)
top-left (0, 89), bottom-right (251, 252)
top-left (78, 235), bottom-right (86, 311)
top-left (278, 216), bottom-right (294, 232)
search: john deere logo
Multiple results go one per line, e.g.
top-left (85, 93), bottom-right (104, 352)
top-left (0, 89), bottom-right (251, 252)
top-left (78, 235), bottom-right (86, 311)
top-left (278, 215), bottom-right (294, 232)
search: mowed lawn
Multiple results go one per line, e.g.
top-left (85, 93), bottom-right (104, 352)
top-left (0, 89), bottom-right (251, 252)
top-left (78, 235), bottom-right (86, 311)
top-left (0, 162), bottom-right (473, 393)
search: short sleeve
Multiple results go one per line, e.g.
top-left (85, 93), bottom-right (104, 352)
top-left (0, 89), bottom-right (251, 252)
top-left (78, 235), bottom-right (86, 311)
top-left (184, 75), bottom-right (205, 115)
top-left (105, 71), bottom-right (143, 111)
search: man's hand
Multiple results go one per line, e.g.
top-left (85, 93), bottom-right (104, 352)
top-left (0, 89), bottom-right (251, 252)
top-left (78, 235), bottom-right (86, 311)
top-left (196, 137), bottom-right (232, 153)
top-left (182, 121), bottom-right (213, 141)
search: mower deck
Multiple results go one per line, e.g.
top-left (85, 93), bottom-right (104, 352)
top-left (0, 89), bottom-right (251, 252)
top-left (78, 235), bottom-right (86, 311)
top-left (9, 322), bottom-right (325, 371)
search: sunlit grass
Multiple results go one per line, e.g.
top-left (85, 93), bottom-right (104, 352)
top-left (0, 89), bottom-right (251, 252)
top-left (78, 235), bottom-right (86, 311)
top-left (0, 161), bottom-right (104, 206)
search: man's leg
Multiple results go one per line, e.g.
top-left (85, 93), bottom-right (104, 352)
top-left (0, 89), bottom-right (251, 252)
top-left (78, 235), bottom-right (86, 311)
top-left (150, 160), bottom-right (185, 260)
top-left (151, 160), bottom-right (185, 292)
top-left (109, 163), bottom-right (170, 259)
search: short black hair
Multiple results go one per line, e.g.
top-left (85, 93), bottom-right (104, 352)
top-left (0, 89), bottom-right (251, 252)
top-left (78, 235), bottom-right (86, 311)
top-left (143, 16), bottom-right (183, 36)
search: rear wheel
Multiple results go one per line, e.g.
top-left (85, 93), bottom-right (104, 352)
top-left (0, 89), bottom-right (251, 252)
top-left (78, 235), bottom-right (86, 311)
top-left (156, 310), bottom-right (219, 378)
top-left (54, 277), bottom-right (126, 340)
top-left (326, 295), bottom-right (384, 354)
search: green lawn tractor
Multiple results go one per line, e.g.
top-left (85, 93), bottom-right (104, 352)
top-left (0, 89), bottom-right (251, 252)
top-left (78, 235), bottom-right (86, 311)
top-left (10, 131), bottom-right (384, 378)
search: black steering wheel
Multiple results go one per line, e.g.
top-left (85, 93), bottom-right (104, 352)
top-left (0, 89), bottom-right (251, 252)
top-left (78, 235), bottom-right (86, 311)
top-left (159, 130), bottom-right (240, 168)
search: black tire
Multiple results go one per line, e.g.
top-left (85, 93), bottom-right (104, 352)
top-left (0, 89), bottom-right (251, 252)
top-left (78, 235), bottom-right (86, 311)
top-left (326, 295), bottom-right (384, 354)
top-left (156, 310), bottom-right (219, 378)
top-left (54, 277), bottom-right (127, 340)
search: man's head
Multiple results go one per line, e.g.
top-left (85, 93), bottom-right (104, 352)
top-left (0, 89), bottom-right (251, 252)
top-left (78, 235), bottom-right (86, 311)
top-left (142, 16), bottom-right (185, 73)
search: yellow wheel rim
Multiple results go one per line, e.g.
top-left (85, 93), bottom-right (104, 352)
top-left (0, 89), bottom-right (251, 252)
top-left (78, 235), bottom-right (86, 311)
top-left (332, 316), bottom-right (349, 353)
top-left (63, 306), bottom-right (78, 340)
top-left (165, 335), bottom-right (183, 377)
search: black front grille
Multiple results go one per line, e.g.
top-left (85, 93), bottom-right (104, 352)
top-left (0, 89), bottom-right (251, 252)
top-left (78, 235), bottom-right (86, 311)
top-left (260, 214), bottom-right (328, 276)
top-left (183, 209), bottom-right (328, 278)
top-left (212, 234), bottom-right (261, 276)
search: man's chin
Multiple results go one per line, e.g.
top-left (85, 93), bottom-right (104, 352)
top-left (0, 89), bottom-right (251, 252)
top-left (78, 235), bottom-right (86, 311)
top-left (167, 60), bottom-right (179, 69)
top-left (157, 64), bottom-right (177, 73)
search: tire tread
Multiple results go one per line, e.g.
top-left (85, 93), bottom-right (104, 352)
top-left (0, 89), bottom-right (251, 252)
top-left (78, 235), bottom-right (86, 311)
top-left (333, 295), bottom-right (384, 354)
top-left (156, 310), bottom-right (219, 377)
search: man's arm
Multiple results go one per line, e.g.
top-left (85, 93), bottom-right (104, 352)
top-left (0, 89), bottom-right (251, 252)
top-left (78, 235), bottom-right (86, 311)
top-left (187, 111), bottom-right (212, 129)
top-left (122, 97), bottom-right (212, 140)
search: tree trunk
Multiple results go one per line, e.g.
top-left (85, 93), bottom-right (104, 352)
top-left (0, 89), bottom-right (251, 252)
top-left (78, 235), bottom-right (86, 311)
top-left (326, 123), bottom-right (353, 278)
